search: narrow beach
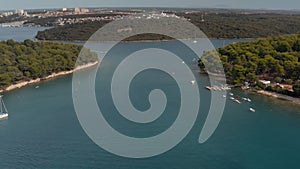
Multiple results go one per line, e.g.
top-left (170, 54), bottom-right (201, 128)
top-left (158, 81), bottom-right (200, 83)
top-left (0, 61), bottom-right (98, 93)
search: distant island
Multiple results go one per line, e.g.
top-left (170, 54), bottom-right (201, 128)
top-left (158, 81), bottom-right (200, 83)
top-left (0, 39), bottom-right (98, 92)
top-left (35, 12), bottom-right (300, 41)
top-left (199, 33), bottom-right (300, 98)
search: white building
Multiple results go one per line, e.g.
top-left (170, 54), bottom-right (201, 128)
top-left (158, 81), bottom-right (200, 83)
top-left (74, 8), bottom-right (81, 13)
top-left (259, 80), bottom-right (271, 86)
top-left (15, 9), bottom-right (24, 15)
top-left (80, 8), bottom-right (89, 13)
top-left (1, 12), bottom-right (14, 17)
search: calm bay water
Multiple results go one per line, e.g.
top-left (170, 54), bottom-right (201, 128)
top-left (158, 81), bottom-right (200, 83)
top-left (0, 27), bottom-right (50, 42)
top-left (0, 28), bottom-right (300, 169)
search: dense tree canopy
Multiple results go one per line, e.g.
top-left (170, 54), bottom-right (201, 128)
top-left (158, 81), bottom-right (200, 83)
top-left (36, 21), bottom-right (110, 41)
top-left (199, 34), bottom-right (300, 96)
top-left (36, 13), bottom-right (300, 41)
top-left (178, 13), bottom-right (300, 39)
top-left (293, 80), bottom-right (300, 95)
top-left (0, 39), bottom-right (98, 90)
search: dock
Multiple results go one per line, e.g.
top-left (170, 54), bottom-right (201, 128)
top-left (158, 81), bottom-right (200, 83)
top-left (205, 86), bottom-right (231, 91)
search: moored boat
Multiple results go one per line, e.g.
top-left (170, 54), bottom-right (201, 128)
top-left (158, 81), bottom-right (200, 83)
top-left (0, 95), bottom-right (8, 119)
top-left (242, 97), bottom-right (252, 102)
top-left (234, 99), bottom-right (241, 104)
top-left (0, 113), bottom-right (8, 119)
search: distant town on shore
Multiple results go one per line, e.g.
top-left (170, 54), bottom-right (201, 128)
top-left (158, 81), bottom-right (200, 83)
top-left (1, 7), bottom-right (300, 40)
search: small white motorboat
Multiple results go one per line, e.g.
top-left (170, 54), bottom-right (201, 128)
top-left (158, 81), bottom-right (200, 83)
top-left (229, 93), bottom-right (234, 96)
top-left (234, 99), bottom-right (241, 104)
top-left (249, 108), bottom-right (256, 112)
top-left (190, 80), bottom-right (196, 85)
top-left (242, 97), bottom-right (252, 102)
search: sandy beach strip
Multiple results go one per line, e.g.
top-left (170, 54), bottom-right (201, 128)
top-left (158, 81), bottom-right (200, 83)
top-left (0, 61), bottom-right (98, 93)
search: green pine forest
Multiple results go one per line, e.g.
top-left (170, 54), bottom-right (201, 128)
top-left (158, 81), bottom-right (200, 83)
top-left (0, 39), bottom-right (97, 90)
top-left (199, 34), bottom-right (300, 97)
top-left (36, 13), bottom-right (300, 41)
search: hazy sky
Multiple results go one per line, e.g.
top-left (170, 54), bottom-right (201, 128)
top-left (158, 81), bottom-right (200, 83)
top-left (0, 0), bottom-right (299, 10)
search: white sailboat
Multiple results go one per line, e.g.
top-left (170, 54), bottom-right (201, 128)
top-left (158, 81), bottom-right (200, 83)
top-left (0, 95), bottom-right (8, 119)
top-left (193, 32), bottom-right (197, 43)
top-left (190, 80), bottom-right (196, 85)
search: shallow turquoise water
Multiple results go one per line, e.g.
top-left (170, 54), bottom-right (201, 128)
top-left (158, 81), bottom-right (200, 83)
top-left (2, 69), bottom-right (300, 168)
top-left (0, 40), bottom-right (300, 168)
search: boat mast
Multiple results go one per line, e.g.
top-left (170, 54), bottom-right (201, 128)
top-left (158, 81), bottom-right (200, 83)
top-left (0, 95), bottom-right (8, 114)
top-left (0, 96), bottom-right (2, 113)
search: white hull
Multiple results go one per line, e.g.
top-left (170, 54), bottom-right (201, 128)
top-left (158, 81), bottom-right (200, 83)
top-left (0, 113), bottom-right (8, 119)
top-left (234, 99), bottom-right (241, 104)
top-left (190, 80), bottom-right (196, 85)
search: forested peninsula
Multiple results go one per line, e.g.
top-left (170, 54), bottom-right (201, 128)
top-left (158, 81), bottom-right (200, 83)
top-left (199, 34), bottom-right (300, 97)
top-left (0, 39), bottom-right (98, 91)
top-left (36, 13), bottom-right (300, 41)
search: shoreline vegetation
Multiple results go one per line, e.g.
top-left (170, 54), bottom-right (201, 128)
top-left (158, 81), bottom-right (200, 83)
top-left (0, 61), bottom-right (98, 93)
top-left (199, 33), bottom-right (300, 103)
top-left (38, 37), bottom-right (256, 44)
top-left (0, 34), bottom-right (300, 104)
top-left (0, 39), bottom-right (98, 92)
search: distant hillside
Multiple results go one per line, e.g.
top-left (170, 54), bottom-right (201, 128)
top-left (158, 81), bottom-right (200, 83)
top-left (177, 13), bottom-right (300, 39)
top-left (36, 13), bottom-right (300, 41)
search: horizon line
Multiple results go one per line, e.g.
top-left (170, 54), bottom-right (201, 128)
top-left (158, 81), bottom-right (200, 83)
top-left (0, 6), bottom-right (299, 12)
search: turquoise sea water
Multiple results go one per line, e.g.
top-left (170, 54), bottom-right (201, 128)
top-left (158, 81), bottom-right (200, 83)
top-left (0, 28), bottom-right (300, 168)
top-left (1, 63), bottom-right (300, 169)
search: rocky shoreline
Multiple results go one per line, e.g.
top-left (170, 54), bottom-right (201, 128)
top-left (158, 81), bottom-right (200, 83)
top-left (256, 90), bottom-right (300, 104)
